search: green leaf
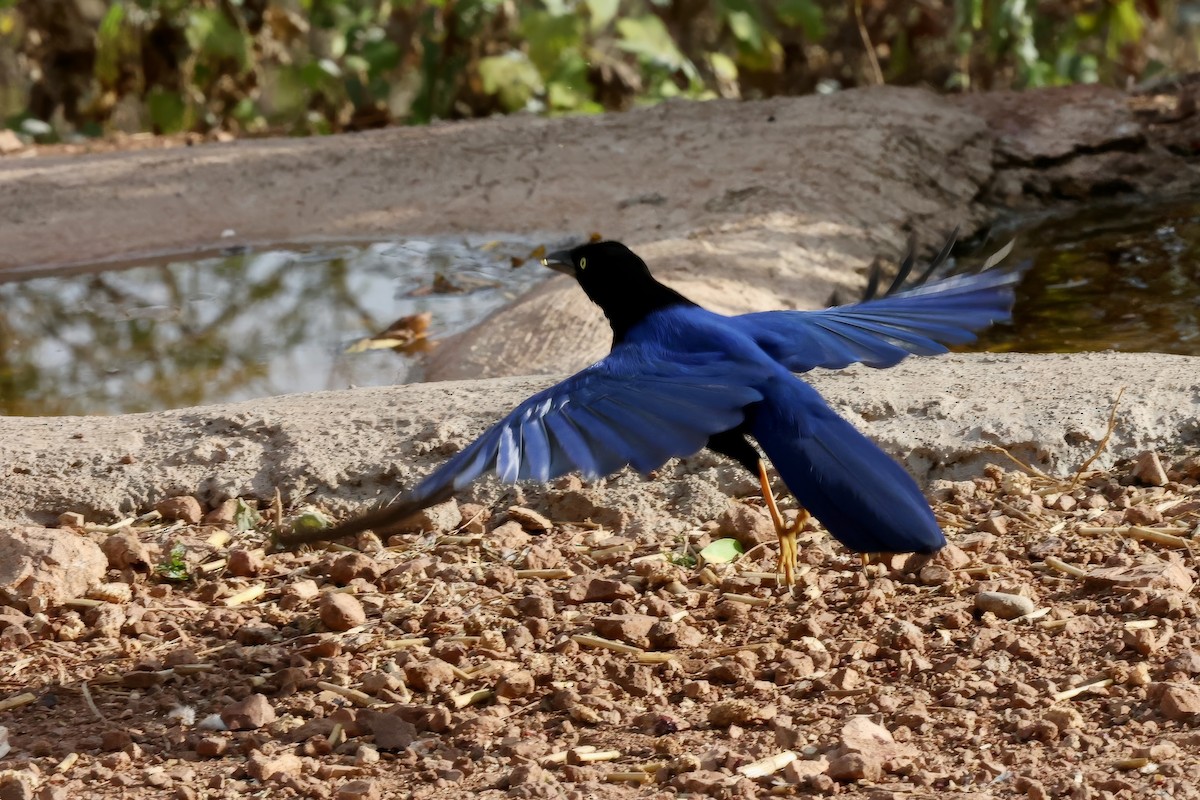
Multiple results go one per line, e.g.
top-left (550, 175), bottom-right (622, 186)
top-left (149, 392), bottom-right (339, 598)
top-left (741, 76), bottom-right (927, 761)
top-left (698, 537), bottom-right (744, 565)
top-left (146, 87), bottom-right (189, 134)
top-left (585, 0), bottom-right (619, 31)
top-left (775, 0), bottom-right (824, 39)
top-left (156, 544), bottom-right (190, 582)
top-left (292, 510), bottom-right (330, 535)
top-left (616, 15), bottom-right (692, 76)
top-left (519, 9), bottom-right (584, 76)
top-left (95, 2), bottom-right (126, 87)
top-left (233, 499), bottom-right (261, 532)
top-left (477, 51), bottom-right (544, 112)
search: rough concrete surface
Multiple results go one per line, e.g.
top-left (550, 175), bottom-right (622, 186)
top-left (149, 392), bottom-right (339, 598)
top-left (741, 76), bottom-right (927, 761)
top-left (1, 353), bottom-right (1195, 529)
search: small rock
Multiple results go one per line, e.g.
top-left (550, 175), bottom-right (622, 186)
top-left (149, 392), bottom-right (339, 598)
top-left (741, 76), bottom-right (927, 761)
top-left (335, 780), bottom-right (380, 800)
top-left (245, 752), bottom-right (303, 783)
top-left (220, 694), bottom-right (276, 730)
top-left (1131, 450), bottom-right (1169, 486)
top-left (783, 756), bottom-right (830, 782)
top-left (489, 521), bottom-right (532, 551)
top-left (56, 512), bottom-right (85, 528)
top-left (918, 563), bottom-right (953, 585)
top-left (389, 498), bottom-right (461, 533)
top-left (978, 516), bottom-right (1009, 537)
top-left (827, 752), bottom-right (881, 782)
top-left (203, 499), bottom-right (240, 525)
top-left (329, 553), bottom-right (380, 585)
top-left (320, 593), bottom-right (366, 631)
top-left (932, 543), bottom-right (971, 570)
top-left (194, 736), bottom-right (227, 758)
top-left (1159, 683), bottom-right (1200, 721)
top-left (496, 669), bottom-right (536, 699)
top-left (155, 496), bottom-right (204, 524)
top-left (583, 577), bottom-right (636, 603)
top-left (975, 591), bottom-right (1036, 620)
top-left (361, 711), bottom-right (417, 750)
top-left (507, 506), bottom-right (552, 532)
top-left (717, 503), bottom-right (776, 550)
top-left (99, 532), bottom-right (151, 570)
top-left (404, 658), bottom-right (456, 692)
top-left (708, 699), bottom-right (776, 727)
top-left (593, 614), bottom-right (657, 647)
top-left (0, 526), bottom-right (108, 605)
top-left (515, 595), bottom-right (555, 619)
top-left (1123, 505), bottom-right (1164, 526)
top-left (458, 503), bottom-right (489, 533)
top-left (649, 620), bottom-right (704, 649)
top-left (226, 549), bottom-right (264, 578)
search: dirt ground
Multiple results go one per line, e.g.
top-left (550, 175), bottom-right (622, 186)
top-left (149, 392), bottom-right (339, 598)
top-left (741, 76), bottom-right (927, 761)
top-left (1, 451), bottom-right (1199, 800)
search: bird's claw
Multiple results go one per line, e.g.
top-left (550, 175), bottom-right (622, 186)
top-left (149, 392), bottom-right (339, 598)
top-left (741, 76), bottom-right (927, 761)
top-left (758, 459), bottom-right (808, 588)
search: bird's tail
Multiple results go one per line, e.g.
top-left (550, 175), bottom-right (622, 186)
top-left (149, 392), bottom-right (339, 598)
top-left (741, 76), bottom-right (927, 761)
top-left (752, 376), bottom-right (945, 555)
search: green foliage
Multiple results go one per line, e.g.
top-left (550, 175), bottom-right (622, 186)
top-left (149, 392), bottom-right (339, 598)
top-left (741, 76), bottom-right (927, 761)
top-left (156, 544), bottom-right (190, 582)
top-left (0, 0), bottom-right (1172, 138)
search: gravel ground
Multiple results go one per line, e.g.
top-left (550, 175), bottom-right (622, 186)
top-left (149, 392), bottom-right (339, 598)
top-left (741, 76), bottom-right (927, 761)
top-left (1, 449), bottom-right (1199, 800)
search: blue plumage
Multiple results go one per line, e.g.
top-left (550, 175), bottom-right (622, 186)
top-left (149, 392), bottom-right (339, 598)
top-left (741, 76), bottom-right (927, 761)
top-left (295, 236), bottom-right (1025, 567)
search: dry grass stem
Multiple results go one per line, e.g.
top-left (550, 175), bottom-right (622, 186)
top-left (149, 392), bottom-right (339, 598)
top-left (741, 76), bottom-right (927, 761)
top-left (0, 692), bottom-right (37, 712)
top-left (222, 583), bottom-right (267, 606)
top-left (1044, 557), bottom-right (1088, 578)
top-left (1053, 678), bottom-right (1114, 702)
top-left (571, 634), bottom-right (644, 656)
top-left (315, 681), bottom-right (379, 707)
top-left (737, 750), bottom-right (798, 778)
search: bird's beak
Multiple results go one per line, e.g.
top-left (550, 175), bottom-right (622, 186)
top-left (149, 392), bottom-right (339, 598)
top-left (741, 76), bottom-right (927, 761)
top-left (540, 249), bottom-right (575, 277)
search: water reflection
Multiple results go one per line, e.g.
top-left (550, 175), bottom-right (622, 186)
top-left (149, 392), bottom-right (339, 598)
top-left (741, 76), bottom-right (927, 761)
top-left (0, 238), bottom-right (555, 416)
top-left (968, 200), bottom-right (1200, 356)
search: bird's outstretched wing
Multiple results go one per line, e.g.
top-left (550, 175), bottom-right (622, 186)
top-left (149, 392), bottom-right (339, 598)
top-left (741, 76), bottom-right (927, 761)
top-left (733, 248), bottom-right (1026, 372)
top-left (281, 346), bottom-right (764, 545)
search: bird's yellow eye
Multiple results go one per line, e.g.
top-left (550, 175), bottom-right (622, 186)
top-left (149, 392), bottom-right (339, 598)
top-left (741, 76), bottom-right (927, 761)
top-left (579, 257), bottom-right (587, 270)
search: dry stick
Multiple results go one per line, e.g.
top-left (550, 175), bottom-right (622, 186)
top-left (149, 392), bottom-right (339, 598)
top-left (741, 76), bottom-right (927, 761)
top-left (984, 445), bottom-right (1058, 484)
top-left (1077, 525), bottom-right (1190, 549)
top-left (0, 692), bottom-right (37, 713)
top-left (222, 583), bottom-right (267, 607)
top-left (79, 682), bottom-right (105, 721)
top-left (1053, 677), bottom-right (1114, 702)
top-left (738, 751), bottom-right (798, 779)
top-left (1044, 556), bottom-right (1087, 578)
top-left (853, 0), bottom-right (884, 85)
top-left (571, 634), bottom-right (643, 656)
top-left (1070, 386), bottom-right (1126, 490)
top-left (315, 681), bottom-right (378, 707)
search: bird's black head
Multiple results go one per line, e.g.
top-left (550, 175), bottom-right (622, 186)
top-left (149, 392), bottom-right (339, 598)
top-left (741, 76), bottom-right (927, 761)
top-left (542, 240), bottom-right (695, 344)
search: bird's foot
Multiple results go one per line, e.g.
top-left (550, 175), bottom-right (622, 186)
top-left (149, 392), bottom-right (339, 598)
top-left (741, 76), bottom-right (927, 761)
top-left (756, 459), bottom-right (808, 588)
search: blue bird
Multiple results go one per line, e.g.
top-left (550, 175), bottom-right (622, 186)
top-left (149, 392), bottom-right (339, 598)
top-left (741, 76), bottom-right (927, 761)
top-left (286, 236), bottom-right (1024, 583)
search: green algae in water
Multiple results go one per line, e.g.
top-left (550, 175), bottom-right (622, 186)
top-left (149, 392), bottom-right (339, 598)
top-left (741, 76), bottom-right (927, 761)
top-left (0, 237), bottom-right (555, 416)
top-left (969, 201), bottom-right (1200, 356)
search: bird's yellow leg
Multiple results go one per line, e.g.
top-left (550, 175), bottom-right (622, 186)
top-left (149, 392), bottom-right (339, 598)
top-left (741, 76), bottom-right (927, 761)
top-left (757, 460), bottom-right (807, 586)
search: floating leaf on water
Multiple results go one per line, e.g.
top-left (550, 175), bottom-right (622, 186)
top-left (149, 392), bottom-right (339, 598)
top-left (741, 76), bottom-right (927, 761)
top-left (589, 231), bottom-right (603, 243)
top-left (699, 537), bottom-right (744, 565)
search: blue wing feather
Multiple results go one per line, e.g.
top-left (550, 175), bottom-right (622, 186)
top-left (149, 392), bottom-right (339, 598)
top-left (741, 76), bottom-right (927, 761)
top-left (734, 262), bottom-right (1027, 372)
top-left (403, 344), bottom-right (767, 504)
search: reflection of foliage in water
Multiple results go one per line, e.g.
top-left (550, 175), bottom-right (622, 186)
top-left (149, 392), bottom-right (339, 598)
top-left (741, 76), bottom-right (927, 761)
top-left (0, 0), bottom-right (1167, 139)
top-left (967, 201), bottom-right (1200, 357)
top-left (0, 238), bottom-right (551, 416)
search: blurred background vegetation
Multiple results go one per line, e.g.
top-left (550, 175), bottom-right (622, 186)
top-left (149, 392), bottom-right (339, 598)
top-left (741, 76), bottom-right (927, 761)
top-left (0, 0), bottom-right (1189, 142)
